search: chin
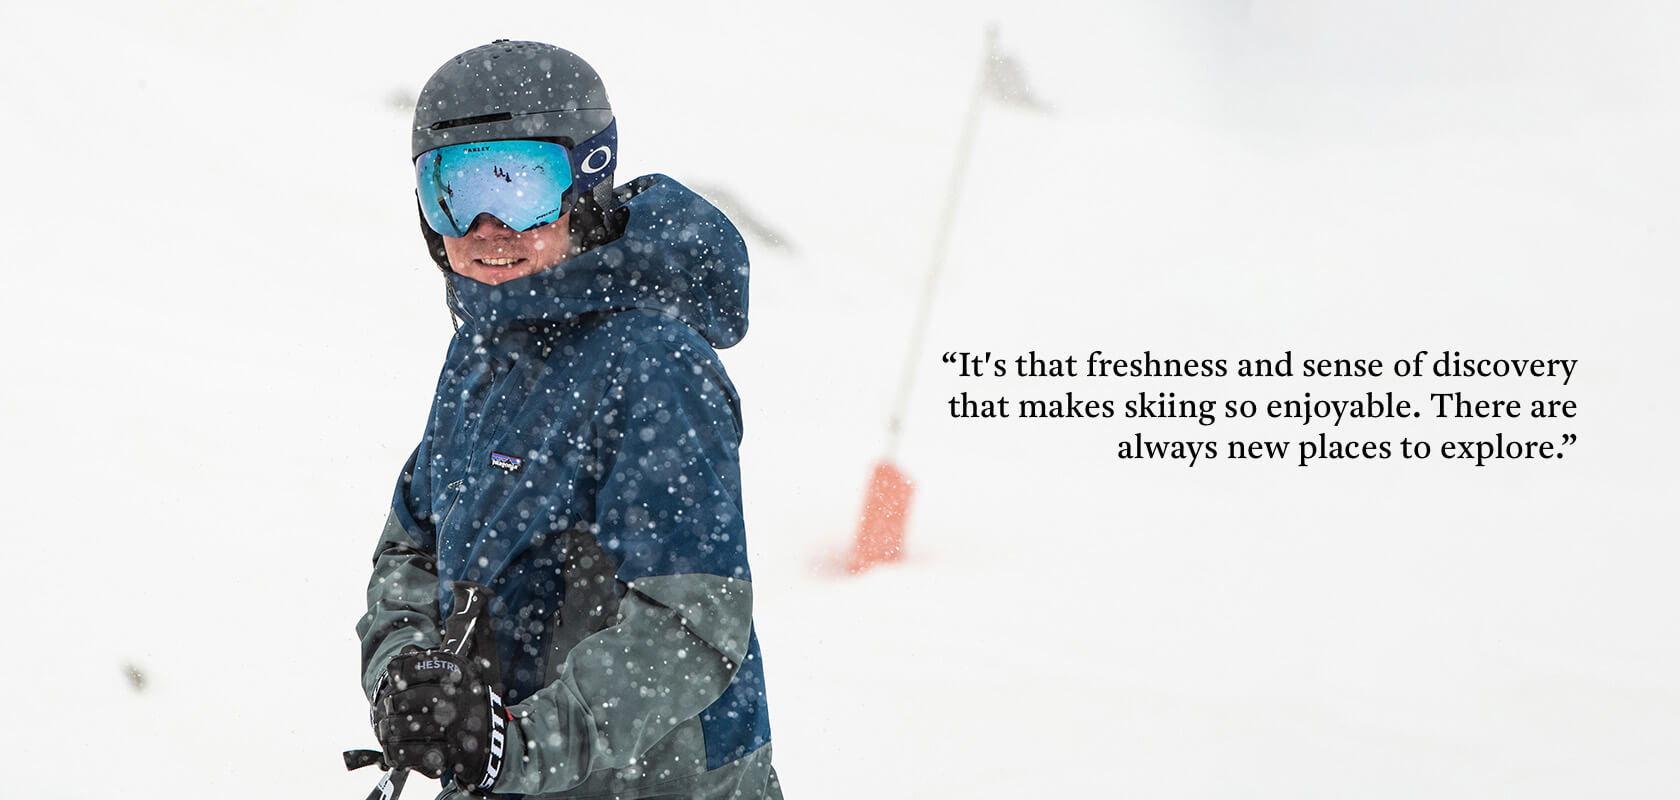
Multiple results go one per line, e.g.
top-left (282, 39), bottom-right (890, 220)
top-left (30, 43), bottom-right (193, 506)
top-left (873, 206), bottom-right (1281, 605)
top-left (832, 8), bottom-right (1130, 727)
top-left (462, 264), bottom-right (550, 285)
top-left (463, 271), bottom-right (515, 286)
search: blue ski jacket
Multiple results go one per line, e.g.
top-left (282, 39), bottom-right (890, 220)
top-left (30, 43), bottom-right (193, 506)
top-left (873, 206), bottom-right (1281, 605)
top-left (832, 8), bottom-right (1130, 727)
top-left (358, 175), bottom-right (779, 799)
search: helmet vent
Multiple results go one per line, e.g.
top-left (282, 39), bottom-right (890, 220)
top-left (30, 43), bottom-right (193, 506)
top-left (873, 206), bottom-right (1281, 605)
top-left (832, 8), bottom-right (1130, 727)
top-left (431, 111), bottom-right (514, 131)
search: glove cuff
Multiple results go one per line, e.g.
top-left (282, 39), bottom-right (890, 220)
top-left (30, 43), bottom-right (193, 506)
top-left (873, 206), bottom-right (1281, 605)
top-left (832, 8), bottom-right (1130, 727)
top-left (459, 684), bottom-right (510, 792)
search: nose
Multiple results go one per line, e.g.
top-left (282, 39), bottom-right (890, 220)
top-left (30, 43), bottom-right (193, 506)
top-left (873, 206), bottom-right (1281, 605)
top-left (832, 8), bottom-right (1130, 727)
top-left (466, 213), bottom-right (515, 238)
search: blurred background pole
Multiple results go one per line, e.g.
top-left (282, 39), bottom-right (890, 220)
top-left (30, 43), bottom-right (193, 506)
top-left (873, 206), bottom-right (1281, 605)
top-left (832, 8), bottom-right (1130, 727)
top-left (849, 27), bottom-right (1006, 575)
top-left (884, 29), bottom-right (993, 462)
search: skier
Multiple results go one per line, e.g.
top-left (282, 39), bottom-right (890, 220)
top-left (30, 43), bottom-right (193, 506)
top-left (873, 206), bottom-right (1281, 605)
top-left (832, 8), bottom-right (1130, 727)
top-left (355, 40), bottom-right (781, 799)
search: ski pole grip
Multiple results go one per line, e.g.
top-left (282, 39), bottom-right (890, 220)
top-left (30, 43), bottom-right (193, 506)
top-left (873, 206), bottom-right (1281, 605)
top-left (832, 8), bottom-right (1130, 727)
top-left (344, 749), bottom-right (386, 771)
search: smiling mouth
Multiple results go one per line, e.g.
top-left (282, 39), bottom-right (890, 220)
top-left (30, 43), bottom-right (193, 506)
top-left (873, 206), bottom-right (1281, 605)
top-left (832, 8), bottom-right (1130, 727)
top-left (476, 257), bottom-right (524, 267)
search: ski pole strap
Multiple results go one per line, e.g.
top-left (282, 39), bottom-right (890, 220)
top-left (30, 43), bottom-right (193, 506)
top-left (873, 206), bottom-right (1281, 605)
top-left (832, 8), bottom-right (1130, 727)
top-left (365, 767), bottom-right (409, 800)
top-left (344, 751), bottom-right (410, 800)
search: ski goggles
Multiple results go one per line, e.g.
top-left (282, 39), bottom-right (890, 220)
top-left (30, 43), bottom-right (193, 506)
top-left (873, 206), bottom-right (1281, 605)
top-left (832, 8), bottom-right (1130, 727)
top-left (415, 122), bottom-right (617, 237)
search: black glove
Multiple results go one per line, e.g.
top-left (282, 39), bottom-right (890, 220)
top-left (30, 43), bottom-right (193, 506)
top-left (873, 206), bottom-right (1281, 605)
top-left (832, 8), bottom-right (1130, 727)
top-left (372, 647), bottom-right (509, 791)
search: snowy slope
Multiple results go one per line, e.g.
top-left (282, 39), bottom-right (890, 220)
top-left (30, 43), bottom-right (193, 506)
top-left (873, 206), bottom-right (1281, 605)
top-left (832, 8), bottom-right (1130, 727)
top-left (2, 1), bottom-right (1678, 798)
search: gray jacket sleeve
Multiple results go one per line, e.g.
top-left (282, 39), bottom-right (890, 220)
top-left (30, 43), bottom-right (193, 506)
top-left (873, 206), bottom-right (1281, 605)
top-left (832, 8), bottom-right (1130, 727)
top-left (355, 450), bottom-right (443, 700)
top-left (494, 574), bottom-right (753, 794)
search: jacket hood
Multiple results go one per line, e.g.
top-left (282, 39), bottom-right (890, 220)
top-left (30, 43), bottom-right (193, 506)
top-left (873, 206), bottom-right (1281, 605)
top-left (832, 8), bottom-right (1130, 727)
top-left (445, 175), bottom-right (749, 348)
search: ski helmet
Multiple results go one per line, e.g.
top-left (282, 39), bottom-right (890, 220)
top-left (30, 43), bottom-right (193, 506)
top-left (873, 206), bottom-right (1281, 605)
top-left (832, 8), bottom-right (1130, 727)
top-left (413, 40), bottom-right (618, 268)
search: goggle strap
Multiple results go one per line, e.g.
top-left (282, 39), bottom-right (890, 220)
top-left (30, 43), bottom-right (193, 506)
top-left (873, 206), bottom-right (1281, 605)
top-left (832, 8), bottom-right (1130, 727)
top-left (569, 120), bottom-right (617, 196)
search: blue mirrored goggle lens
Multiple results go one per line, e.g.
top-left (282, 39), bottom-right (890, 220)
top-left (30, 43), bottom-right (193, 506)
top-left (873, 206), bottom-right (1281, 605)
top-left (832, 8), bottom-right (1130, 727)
top-left (416, 140), bottom-right (574, 238)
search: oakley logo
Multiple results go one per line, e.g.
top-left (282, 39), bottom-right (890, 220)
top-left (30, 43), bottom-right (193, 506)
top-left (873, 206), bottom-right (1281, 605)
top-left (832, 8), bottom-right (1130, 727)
top-left (580, 145), bottom-right (613, 174)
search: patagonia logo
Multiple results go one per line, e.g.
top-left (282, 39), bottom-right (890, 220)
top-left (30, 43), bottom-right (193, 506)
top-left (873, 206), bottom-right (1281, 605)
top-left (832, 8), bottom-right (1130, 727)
top-left (489, 452), bottom-right (524, 473)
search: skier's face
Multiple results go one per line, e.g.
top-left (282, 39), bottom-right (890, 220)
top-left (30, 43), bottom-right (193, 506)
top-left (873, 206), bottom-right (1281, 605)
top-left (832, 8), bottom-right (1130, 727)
top-left (443, 212), bottom-right (574, 286)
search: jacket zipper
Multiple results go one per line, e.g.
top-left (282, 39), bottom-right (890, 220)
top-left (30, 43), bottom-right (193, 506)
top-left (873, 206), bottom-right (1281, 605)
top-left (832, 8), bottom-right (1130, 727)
top-left (439, 478), bottom-right (466, 533)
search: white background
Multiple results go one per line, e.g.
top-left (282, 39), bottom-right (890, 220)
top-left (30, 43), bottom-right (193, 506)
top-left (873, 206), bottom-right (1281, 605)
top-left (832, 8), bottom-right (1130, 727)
top-left (2, 1), bottom-right (1677, 797)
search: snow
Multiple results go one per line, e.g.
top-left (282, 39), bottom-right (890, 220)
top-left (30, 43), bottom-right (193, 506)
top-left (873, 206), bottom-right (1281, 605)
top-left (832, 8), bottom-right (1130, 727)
top-left (3, 1), bottom-right (1678, 797)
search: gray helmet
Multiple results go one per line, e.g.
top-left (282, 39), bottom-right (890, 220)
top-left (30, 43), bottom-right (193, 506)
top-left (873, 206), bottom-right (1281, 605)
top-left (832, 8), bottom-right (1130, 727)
top-left (413, 40), bottom-right (614, 159)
